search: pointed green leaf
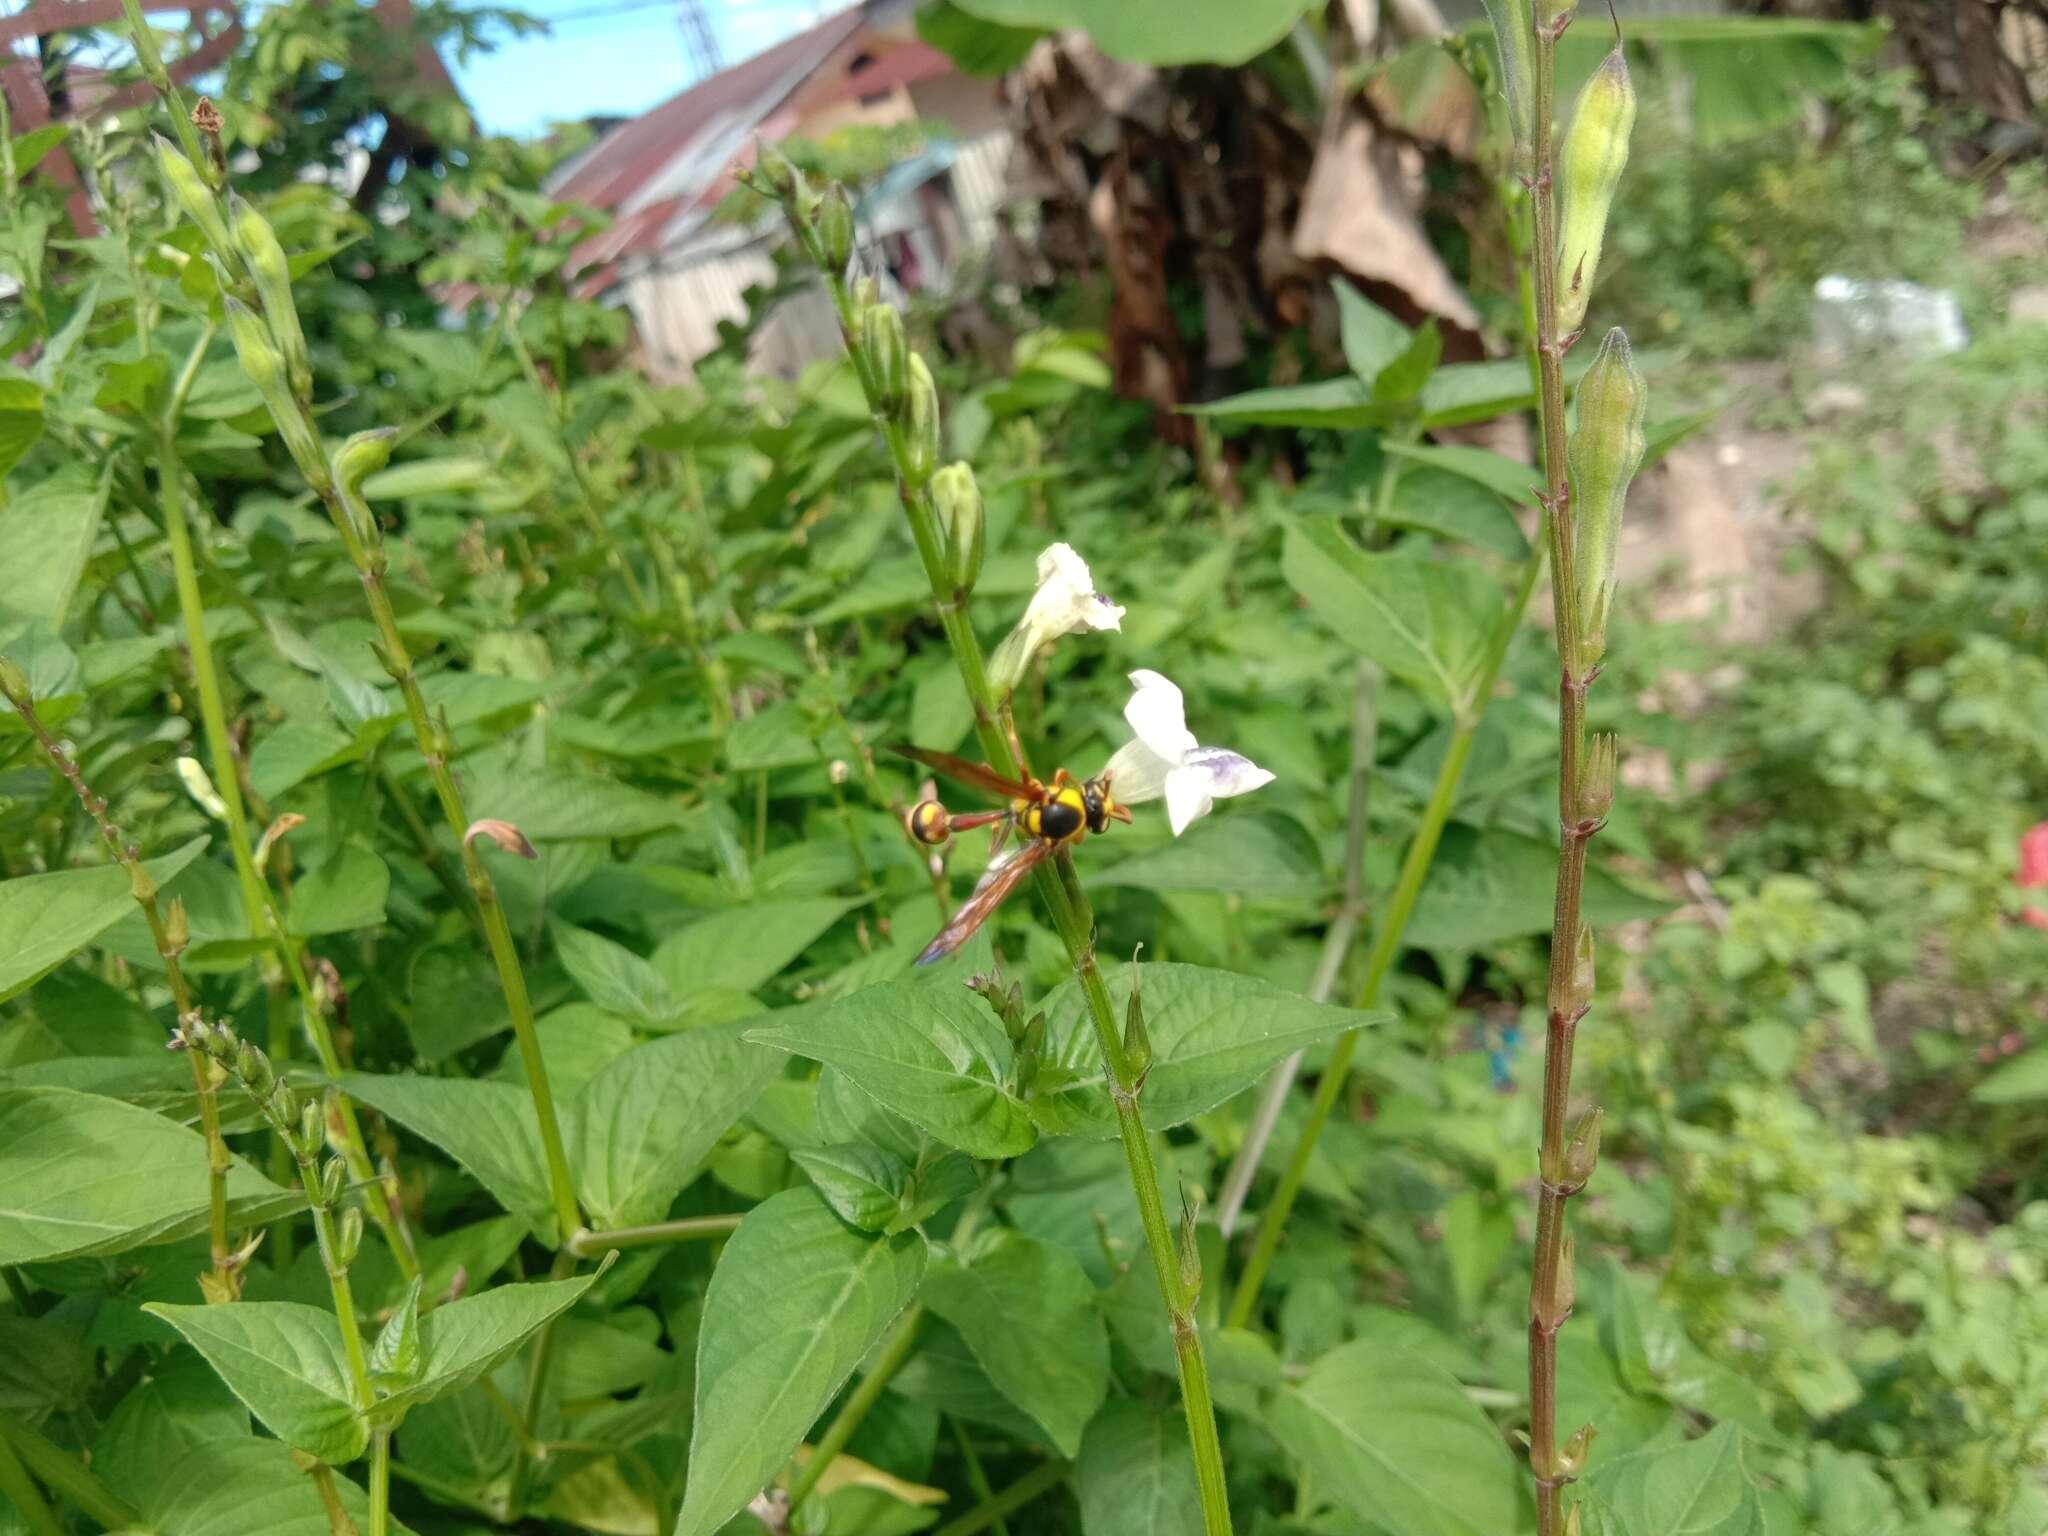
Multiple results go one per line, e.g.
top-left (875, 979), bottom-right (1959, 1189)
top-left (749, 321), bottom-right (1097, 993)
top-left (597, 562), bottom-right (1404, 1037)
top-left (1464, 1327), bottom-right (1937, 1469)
top-left (375, 1269), bottom-right (601, 1419)
top-left (1031, 963), bottom-right (1382, 1137)
top-left (552, 921), bottom-right (673, 1023)
top-left (791, 1144), bottom-right (914, 1233)
top-left (0, 837), bottom-right (206, 1004)
top-left (142, 1301), bottom-right (366, 1463)
top-left (338, 1073), bottom-right (555, 1244)
top-left (747, 977), bottom-right (1036, 1159)
top-left (139, 1435), bottom-right (409, 1535)
top-left (653, 896), bottom-right (857, 998)
top-left (1270, 1339), bottom-right (1519, 1536)
top-left (0, 1085), bottom-right (300, 1264)
top-left (1077, 1399), bottom-right (1202, 1536)
top-left (1581, 1425), bottom-right (1766, 1536)
top-left (370, 1279), bottom-right (425, 1389)
top-left (921, 1230), bottom-right (1107, 1456)
top-left (1402, 825), bottom-right (1671, 950)
top-left (1335, 279), bottom-right (1411, 383)
top-left (1384, 439), bottom-right (1543, 501)
top-left (676, 1187), bottom-right (926, 1536)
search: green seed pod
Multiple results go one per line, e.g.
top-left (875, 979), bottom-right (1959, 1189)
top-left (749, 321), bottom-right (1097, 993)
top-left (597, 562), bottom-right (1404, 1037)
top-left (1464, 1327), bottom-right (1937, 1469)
top-left (332, 428), bottom-right (397, 502)
top-left (1566, 328), bottom-right (1647, 675)
top-left (1556, 1420), bottom-right (1597, 1479)
top-left (1556, 46), bottom-right (1636, 333)
top-left (161, 896), bottom-right (189, 955)
top-left (231, 195), bottom-right (309, 397)
top-left (225, 297), bottom-right (326, 483)
top-left (235, 1039), bottom-right (273, 1098)
top-left (1176, 1201), bottom-right (1202, 1304)
top-left (271, 1079), bottom-right (300, 1129)
top-left (297, 1100), bottom-right (323, 1159)
top-left (152, 133), bottom-right (233, 260)
top-left (816, 184), bottom-right (855, 275)
top-left (930, 463), bottom-right (985, 591)
top-left (1481, 0), bottom-right (1536, 156)
top-left (0, 654), bottom-right (28, 706)
top-left (861, 303), bottom-right (908, 415)
top-left (320, 1155), bottom-right (346, 1207)
top-left (1562, 1105), bottom-right (1602, 1185)
top-left (1577, 731), bottom-right (1618, 825)
top-left (334, 1205), bottom-right (363, 1269)
top-left (901, 354), bottom-right (940, 485)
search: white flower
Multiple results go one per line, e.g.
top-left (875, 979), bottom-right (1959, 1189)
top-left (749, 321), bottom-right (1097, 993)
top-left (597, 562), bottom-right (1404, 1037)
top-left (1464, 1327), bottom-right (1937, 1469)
top-left (175, 756), bottom-right (228, 820)
top-left (987, 542), bottom-right (1125, 693)
top-left (1102, 669), bottom-right (1275, 836)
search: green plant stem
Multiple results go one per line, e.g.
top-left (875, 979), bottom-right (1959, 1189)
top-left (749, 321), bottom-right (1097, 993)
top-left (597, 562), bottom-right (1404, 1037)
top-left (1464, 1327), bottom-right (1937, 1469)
top-left (116, 0), bottom-right (213, 185)
top-left (2, 1268), bottom-right (29, 1309)
top-left (786, 1303), bottom-right (924, 1512)
top-left (503, 1248), bottom-right (577, 1516)
top-left (567, 1214), bottom-right (739, 1254)
top-left (1227, 549), bottom-right (1544, 1327)
top-left (299, 1181), bottom-right (373, 1411)
top-left (819, 266), bottom-right (1233, 1536)
top-left (368, 1426), bottom-right (391, 1536)
top-left (645, 525), bottom-right (732, 734)
top-left (949, 1420), bottom-right (1011, 1536)
top-left (931, 1458), bottom-right (1071, 1536)
top-left (0, 1410), bottom-right (139, 1532)
top-left (0, 1425), bottom-right (63, 1536)
top-left (1527, 17), bottom-right (1594, 1534)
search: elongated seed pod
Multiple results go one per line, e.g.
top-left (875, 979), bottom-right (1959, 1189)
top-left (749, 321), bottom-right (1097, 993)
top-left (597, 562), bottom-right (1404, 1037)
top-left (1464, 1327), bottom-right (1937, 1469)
top-left (861, 304), bottom-right (908, 414)
top-left (816, 184), bottom-right (855, 275)
top-left (232, 195), bottom-right (309, 396)
top-left (225, 298), bottom-right (327, 485)
top-left (1565, 328), bottom-right (1647, 674)
top-left (1556, 46), bottom-right (1636, 332)
top-left (901, 354), bottom-right (940, 485)
top-left (153, 134), bottom-right (234, 260)
top-left (1481, 0), bottom-right (1537, 156)
top-left (931, 462), bottom-right (984, 591)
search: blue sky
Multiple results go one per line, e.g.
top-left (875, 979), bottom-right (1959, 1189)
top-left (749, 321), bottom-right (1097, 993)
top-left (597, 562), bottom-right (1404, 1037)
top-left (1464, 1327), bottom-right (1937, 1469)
top-left (449, 0), bottom-right (832, 138)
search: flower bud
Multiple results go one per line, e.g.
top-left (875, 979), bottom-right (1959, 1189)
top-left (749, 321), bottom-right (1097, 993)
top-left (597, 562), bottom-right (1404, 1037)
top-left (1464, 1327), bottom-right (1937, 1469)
top-left (320, 1156), bottom-right (346, 1207)
top-left (1566, 328), bottom-right (1646, 675)
top-left (931, 463), bottom-right (985, 592)
top-left (1533, 1229), bottom-right (1576, 1329)
top-left (297, 1100), bottom-right (323, 1159)
top-left (153, 133), bottom-right (234, 260)
top-left (1563, 1507), bottom-right (1582, 1536)
top-left (1481, 0), bottom-right (1536, 156)
top-left (464, 818), bottom-right (538, 859)
top-left (332, 428), bottom-right (396, 502)
top-left (816, 184), bottom-right (855, 275)
top-left (231, 195), bottom-right (309, 397)
top-left (130, 861), bottom-right (158, 906)
top-left (861, 304), bottom-right (908, 415)
top-left (1556, 1420), bottom-right (1597, 1479)
top-left (253, 812), bottom-right (305, 873)
top-left (1562, 1105), bottom-right (1602, 1185)
top-left (162, 896), bottom-right (190, 956)
top-left (752, 140), bottom-right (800, 201)
top-left (175, 756), bottom-right (228, 820)
top-left (900, 355), bottom-right (939, 485)
top-left (334, 1205), bottom-right (363, 1269)
top-left (1556, 47), bottom-right (1636, 333)
top-left (0, 654), bottom-right (28, 706)
top-left (1577, 732), bottom-right (1617, 826)
top-left (1566, 923), bottom-right (1595, 1019)
top-left (1122, 973), bottom-right (1152, 1091)
top-left (235, 1039), bottom-right (273, 1097)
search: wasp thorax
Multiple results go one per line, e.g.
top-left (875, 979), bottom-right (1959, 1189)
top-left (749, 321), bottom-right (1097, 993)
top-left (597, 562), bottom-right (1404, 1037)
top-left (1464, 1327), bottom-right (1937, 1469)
top-left (907, 799), bottom-right (952, 846)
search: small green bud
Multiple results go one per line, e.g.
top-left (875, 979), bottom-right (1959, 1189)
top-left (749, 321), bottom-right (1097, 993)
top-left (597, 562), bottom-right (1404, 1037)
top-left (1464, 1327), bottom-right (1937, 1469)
top-left (1556, 1420), bottom-right (1597, 1479)
top-left (332, 428), bottom-right (397, 502)
top-left (0, 654), bottom-right (28, 707)
top-left (297, 1100), bottom-right (323, 1159)
top-left (931, 463), bottom-right (985, 592)
top-left (161, 896), bottom-right (190, 956)
top-left (1481, 0), bottom-right (1536, 155)
top-left (861, 303), bottom-right (908, 415)
top-left (1122, 972), bottom-right (1152, 1092)
top-left (319, 1156), bottom-right (346, 1207)
top-left (129, 858), bottom-right (158, 906)
top-left (1577, 732), bottom-right (1617, 826)
top-left (1561, 1105), bottom-right (1602, 1186)
top-left (1563, 1503), bottom-right (1583, 1536)
top-left (333, 1205), bottom-right (363, 1269)
top-left (234, 1039), bottom-right (272, 1097)
top-left (1556, 46), bottom-right (1636, 333)
top-left (1536, 0), bottom-right (1578, 24)
top-left (199, 1019), bottom-right (235, 1063)
top-left (1566, 329), bottom-right (1647, 675)
top-left (900, 354), bottom-right (940, 486)
top-left (816, 184), bottom-right (855, 275)
top-left (152, 133), bottom-right (234, 259)
top-left (225, 298), bottom-right (327, 486)
top-left (1533, 1229), bottom-right (1576, 1329)
top-left (231, 195), bottom-right (309, 397)
top-left (752, 140), bottom-right (800, 201)
top-left (1177, 1201), bottom-right (1202, 1305)
top-left (1566, 923), bottom-right (1595, 1019)
top-left (271, 1079), bottom-right (300, 1132)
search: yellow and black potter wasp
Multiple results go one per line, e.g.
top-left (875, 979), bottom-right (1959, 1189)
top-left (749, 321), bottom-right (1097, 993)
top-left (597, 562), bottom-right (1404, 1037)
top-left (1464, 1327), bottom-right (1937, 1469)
top-left (896, 744), bottom-right (1131, 965)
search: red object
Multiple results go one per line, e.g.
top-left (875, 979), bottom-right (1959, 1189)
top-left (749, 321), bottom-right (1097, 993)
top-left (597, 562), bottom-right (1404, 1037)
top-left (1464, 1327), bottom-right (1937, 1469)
top-left (2019, 821), bottom-right (2048, 930)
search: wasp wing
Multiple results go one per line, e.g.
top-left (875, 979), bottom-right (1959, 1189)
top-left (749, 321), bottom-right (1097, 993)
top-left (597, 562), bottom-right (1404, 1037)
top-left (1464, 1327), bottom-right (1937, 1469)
top-left (891, 745), bottom-right (1033, 804)
top-left (914, 837), bottom-right (1051, 965)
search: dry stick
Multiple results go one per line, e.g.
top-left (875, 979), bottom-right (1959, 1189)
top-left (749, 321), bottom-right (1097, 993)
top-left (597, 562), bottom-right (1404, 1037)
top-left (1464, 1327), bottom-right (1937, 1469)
top-left (0, 676), bottom-right (237, 1292)
top-left (807, 259), bottom-right (1234, 1534)
top-left (1526, 17), bottom-right (1592, 1534)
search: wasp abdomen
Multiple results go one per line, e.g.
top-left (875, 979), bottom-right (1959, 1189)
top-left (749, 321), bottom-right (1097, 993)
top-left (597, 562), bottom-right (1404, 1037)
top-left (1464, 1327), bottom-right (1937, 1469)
top-left (908, 800), bottom-right (951, 845)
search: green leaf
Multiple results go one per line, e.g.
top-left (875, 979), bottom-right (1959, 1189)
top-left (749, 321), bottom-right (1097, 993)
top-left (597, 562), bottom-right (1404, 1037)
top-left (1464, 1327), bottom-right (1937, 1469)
top-left (951, 0), bottom-right (1307, 65)
top-left (0, 470), bottom-right (106, 623)
top-left (466, 766), bottom-right (684, 840)
top-left (1384, 440), bottom-right (1542, 501)
top-left (1077, 1399), bottom-right (1202, 1536)
top-left (746, 977), bottom-right (1036, 1159)
top-left (1374, 319), bottom-right (1443, 404)
top-left (1336, 279), bottom-right (1411, 383)
top-left (1972, 1045), bottom-right (2048, 1104)
top-left (138, 1437), bottom-right (405, 1536)
top-left (339, 1073), bottom-right (556, 1243)
top-left (0, 376), bottom-right (45, 483)
top-left (1186, 376), bottom-right (1389, 430)
top-left (791, 1144), bottom-right (913, 1233)
top-left (0, 1085), bottom-right (299, 1264)
top-left (1403, 824), bottom-right (1671, 950)
top-left (571, 1019), bottom-right (784, 1230)
top-left (676, 1187), bottom-right (926, 1536)
top-left (11, 123), bottom-right (69, 177)
top-left (1441, 1191), bottom-right (1511, 1319)
top-left (141, 1301), bottom-right (365, 1463)
top-left (920, 1230), bottom-right (1107, 1455)
top-left (1031, 963), bottom-right (1382, 1136)
top-left (0, 837), bottom-right (206, 1004)
top-left (1093, 813), bottom-right (1325, 900)
top-left (553, 921), bottom-right (673, 1023)
top-left (370, 1279), bottom-right (425, 1390)
top-left (375, 1269), bottom-right (600, 1419)
top-left (1382, 467), bottom-right (1530, 560)
top-left (654, 896), bottom-right (856, 997)
top-left (1283, 517), bottom-right (1503, 718)
top-left (359, 456), bottom-right (493, 499)
top-left (284, 844), bottom-right (389, 936)
top-left (1271, 1339), bottom-right (1520, 1536)
top-left (916, 0), bottom-right (1047, 75)
top-left (1581, 1425), bottom-right (1766, 1536)
top-left (92, 1348), bottom-right (251, 1507)
top-left (407, 944), bottom-right (511, 1061)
